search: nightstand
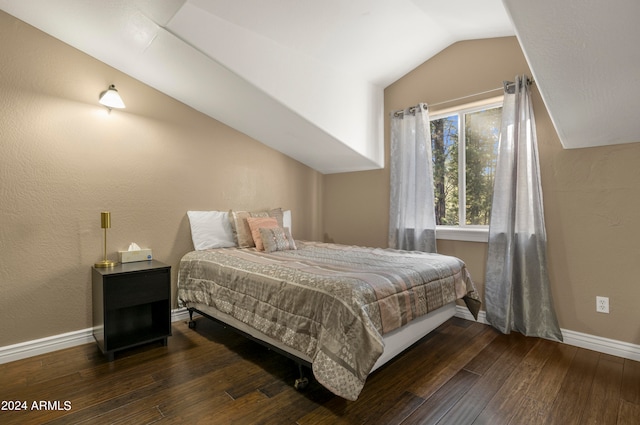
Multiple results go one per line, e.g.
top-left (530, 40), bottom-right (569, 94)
top-left (92, 260), bottom-right (171, 361)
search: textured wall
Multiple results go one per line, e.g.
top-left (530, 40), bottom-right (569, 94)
top-left (323, 36), bottom-right (640, 345)
top-left (0, 11), bottom-right (322, 347)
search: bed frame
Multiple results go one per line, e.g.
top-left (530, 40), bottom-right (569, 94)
top-left (186, 301), bottom-right (457, 391)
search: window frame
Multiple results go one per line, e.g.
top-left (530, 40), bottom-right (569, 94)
top-left (429, 96), bottom-right (503, 243)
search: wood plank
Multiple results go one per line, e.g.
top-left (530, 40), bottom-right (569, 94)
top-left (168, 390), bottom-right (268, 424)
top-left (544, 348), bottom-right (600, 425)
top-left (96, 406), bottom-right (164, 425)
top-left (245, 384), bottom-right (338, 425)
top-left (28, 343), bottom-right (105, 385)
top-left (473, 352), bottom-right (541, 424)
top-left (374, 391), bottom-right (426, 425)
top-left (435, 332), bottom-right (539, 424)
top-left (617, 399), bottom-right (640, 425)
top-left (621, 359), bottom-right (640, 405)
top-left (403, 369), bottom-right (479, 425)
top-left (15, 327), bottom-right (223, 424)
top-left (462, 329), bottom-right (517, 375)
top-left (408, 324), bottom-right (499, 399)
top-left (472, 338), bottom-right (561, 424)
top-left (51, 370), bottom-right (231, 424)
top-left (505, 396), bottom-right (548, 425)
top-left (580, 355), bottom-right (624, 425)
top-left (300, 318), bottom-right (486, 424)
top-left (512, 340), bottom-right (577, 422)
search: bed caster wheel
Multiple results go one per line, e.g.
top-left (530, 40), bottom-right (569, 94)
top-left (294, 377), bottom-right (309, 390)
top-left (188, 320), bottom-right (196, 329)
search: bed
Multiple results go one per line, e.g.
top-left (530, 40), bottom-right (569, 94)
top-left (177, 209), bottom-right (481, 401)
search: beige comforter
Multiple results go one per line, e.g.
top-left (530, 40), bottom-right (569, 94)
top-left (177, 241), bottom-right (480, 400)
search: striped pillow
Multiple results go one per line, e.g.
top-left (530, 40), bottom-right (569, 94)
top-left (229, 210), bottom-right (269, 248)
top-left (229, 208), bottom-right (284, 247)
top-left (259, 227), bottom-right (297, 252)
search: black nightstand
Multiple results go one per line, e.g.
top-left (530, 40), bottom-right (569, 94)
top-left (92, 260), bottom-right (171, 361)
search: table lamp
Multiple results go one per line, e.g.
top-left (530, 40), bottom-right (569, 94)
top-left (95, 211), bottom-right (116, 268)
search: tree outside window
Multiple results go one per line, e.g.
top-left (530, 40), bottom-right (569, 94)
top-left (430, 103), bottom-right (502, 227)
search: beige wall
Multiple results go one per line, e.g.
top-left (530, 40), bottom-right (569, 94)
top-left (324, 36), bottom-right (640, 345)
top-left (0, 11), bottom-right (322, 347)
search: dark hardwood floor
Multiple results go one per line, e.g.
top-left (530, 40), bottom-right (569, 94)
top-left (1, 317), bottom-right (639, 424)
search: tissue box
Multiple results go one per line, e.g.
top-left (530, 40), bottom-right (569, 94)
top-left (118, 249), bottom-right (153, 263)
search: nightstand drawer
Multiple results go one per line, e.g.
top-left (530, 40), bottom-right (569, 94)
top-left (104, 269), bottom-right (169, 309)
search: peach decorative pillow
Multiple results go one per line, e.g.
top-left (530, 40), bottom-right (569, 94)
top-left (246, 217), bottom-right (279, 251)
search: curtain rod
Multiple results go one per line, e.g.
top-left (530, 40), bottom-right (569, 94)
top-left (427, 87), bottom-right (502, 108)
top-left (392, 78), bottom-right (535, 117)
top-left (428, 78), bottom-right (534, 108)
top-left (393, 103), bottom-right (427, 117)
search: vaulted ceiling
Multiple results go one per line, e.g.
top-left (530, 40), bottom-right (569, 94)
top-left (1, 0), bottom-right (638, 173)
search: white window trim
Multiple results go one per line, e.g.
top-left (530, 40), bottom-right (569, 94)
top-left (431, 96), bottom-right (502, 244)
top-left (436, 226), bottom-right (489, 243)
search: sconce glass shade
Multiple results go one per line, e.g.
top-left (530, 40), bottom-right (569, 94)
top-left (99, 84), bottom-right (125, 109)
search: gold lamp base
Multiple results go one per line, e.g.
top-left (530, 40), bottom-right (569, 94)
top-left (95, 260), bottom-right (116, 268)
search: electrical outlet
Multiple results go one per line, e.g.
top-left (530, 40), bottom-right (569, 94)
top-left (596, 296), bottom-right (609, 313)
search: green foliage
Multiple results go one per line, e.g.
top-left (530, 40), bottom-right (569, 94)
top-left (431, 107), bottom-right (501, 226)
top-left (464, 107), bottom-right (501, 225)
top-left (431, 117), bottom-right (458, 225)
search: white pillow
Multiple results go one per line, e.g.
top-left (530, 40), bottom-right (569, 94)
top-left (187, 211), bottom-right (236, 250)
top-left (283, 210), bottom-right (292, 233)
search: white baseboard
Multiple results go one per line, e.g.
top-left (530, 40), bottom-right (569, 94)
top-left (171, 306), bottom-right (192, 322)
top-left (455, 305), bottom-right (489, 324)
top-left (2, 307), bottom-right (638, 365)
top-left (0, 308), bottom-right (194, 365)
top-left (455, 305), bottom-right (640, 362)
top-left (0, 328), bottom-right (95, 365)
top-left (560, 329), bottom-right (640, 362)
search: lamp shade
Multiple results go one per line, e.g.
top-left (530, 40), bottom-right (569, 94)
top-left (100, 211), bottom-right (111, 229)
top-left (99, 85), bottom-right (125, 109)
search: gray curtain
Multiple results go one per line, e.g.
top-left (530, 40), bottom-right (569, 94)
top-left (388, 103), bottom-right (437, 252)
top-left (484, 75), bottom-right (562, 341)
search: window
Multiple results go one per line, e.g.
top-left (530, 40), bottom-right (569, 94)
top-left (430, 100), bottom-right (502, 241)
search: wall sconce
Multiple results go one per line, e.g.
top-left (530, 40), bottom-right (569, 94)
top-left (95, 211), bottom-right (116, 268)
top-left (98, 84), bottom-right (126, 110)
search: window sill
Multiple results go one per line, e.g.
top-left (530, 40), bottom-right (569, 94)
top-left (436, 226), bottom-right (489, 243)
